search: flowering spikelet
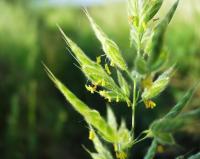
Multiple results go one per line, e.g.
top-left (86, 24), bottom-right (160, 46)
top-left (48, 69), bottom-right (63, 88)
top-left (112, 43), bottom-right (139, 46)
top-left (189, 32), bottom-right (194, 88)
top-left (157, 145), bottom-right (164, 153)
top-left (59, 26), bottom-right (130, 105)
top-left (142, 67), bottom-right (174, 103)
top-left (85, 84), bottom-right (96, 94)
top-left (84, 10), bottom-right (127, 71)
top-left (142, 75), bottom-right (153, 89)
top-left (116, 151), bottom-right (127, 159)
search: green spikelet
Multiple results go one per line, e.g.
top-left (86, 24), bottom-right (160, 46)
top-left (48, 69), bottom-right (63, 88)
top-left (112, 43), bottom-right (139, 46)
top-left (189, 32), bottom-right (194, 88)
top-left (59, 27), bottom-right (130, 105)
top-left (44, 65), bottom-right (117, 142)
top-left (85, 10), bottom-right (127, 71)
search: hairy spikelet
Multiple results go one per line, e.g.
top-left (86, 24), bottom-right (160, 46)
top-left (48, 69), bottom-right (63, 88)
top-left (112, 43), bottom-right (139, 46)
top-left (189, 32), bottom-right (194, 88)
top-left (165, 83), bottom-right (198, 119)
top-left (85, 10), bottom-right (127, 71)
top-left (59, 27), bottom-right (130, 105)
top-left (147, 0), bottom-right (179, 70)
top-left (142, 66), bottom-right (174, 100)
top-left (44, 65), bottom-right (117, 142)
top-left (144, 139), bottom-right (158, 159)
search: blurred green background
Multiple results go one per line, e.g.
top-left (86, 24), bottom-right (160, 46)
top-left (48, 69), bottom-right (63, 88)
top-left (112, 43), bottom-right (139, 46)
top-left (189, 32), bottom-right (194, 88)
top-left (0, 0), bottom-right (199, 159)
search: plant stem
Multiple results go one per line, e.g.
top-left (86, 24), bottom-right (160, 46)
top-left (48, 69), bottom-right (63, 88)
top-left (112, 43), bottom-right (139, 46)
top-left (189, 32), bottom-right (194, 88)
top-left (144, 139), bottom-right (158, 159)
top-left (125, 70), bottom-right (137, 136)
top-left (131, 79), bottom-right (137, 136)
top-left (133, 135), bottom-right (148, 145)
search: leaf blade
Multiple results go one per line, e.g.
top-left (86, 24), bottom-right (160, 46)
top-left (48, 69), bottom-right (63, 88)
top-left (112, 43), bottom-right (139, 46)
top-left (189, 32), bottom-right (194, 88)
top-left (144, 139), bottom-right (158, 159)
top-left (165, 84), bottom-right (198, 119)
top-left (188, 152), bottom-right (200, 159)
top-left (147, 0), bottom-right (179, 69)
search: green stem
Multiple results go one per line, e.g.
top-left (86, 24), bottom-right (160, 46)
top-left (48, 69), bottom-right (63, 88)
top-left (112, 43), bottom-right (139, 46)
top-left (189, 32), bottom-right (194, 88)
top-left (144, 139), bottom-right (158, 159)
top-left (125, 70), bottom-right (137, 136)
top-left (133, 135), bottom-right (148, 145)
top-left (131, 79), bottom-right (137, 135)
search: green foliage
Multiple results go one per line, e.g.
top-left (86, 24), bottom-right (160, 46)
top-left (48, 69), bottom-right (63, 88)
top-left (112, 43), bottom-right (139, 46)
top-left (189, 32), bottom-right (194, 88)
top-left (150, 92), bottom-right (199, 135)
top-left (188, 152), bottom-right (200, 159)
top-left (165, 84), bottom-right (198, 118)
top-left (148, 85), bottom-right (199, 146)
top-left (150, 108), bottom-right (200, 133)
top-left (0, 1), bottom-right (37, 72)
top-left (143, 0), bottom-right (163, 23)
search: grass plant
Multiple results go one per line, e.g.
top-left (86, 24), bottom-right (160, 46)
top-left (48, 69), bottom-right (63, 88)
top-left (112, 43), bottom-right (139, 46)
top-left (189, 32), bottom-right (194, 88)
top-left (45, 0), bottom-right (200, 158)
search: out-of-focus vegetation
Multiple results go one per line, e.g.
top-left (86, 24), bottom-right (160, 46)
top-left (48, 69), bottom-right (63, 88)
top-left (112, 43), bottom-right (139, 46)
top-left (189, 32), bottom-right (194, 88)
top-left (0, 0), bottom-right (199, 159)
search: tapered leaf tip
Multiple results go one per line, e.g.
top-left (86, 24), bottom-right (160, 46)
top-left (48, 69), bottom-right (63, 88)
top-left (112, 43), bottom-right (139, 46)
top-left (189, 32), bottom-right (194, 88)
top-left (43, 63), bottom-right (57, 82)
top-left (57, 25), bottom-right (70, 44)
top-left (57, 24), bottom-right (64, 36)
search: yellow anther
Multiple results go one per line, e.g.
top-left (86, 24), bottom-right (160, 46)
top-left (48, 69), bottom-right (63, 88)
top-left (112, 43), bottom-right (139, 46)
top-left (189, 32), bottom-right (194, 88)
top-left (142, 76), bottom-right (153, 89)
top-left (144, 100), bottom-right (156, 109)
top-left (99, 90), bottom-right (111, 102)
top-left (97, 80), bottom-right (105, 87)
top-left (105, 64), bottom-right (111, 75)
top-left (89, 130), bottom-right (95, 140)
top-left (85, 85), bottom-right (96, 94)
top-left (116, 151), bottom-right (127, 159)
top-left (96, 56), bottom-right (101, 64)
top-left (157, 145), bottom-right (164, 153)
top-left (116, 152), bottom-right (120, 159)
top-left (94, 80), bottom-right (100, 86)
top-left (99, 90), bottom-right (106, 97)
top-left (93, 83), bottom-right (97, 89)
